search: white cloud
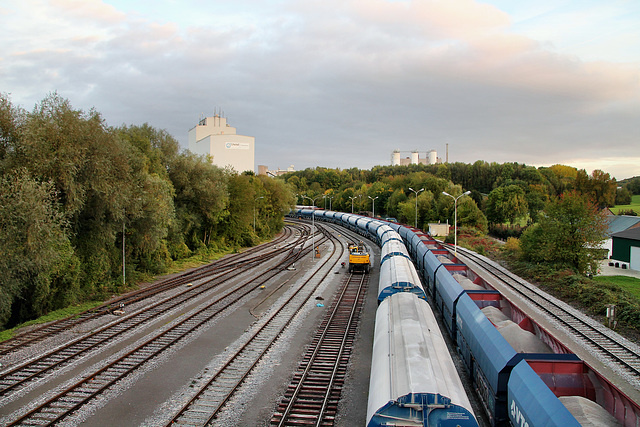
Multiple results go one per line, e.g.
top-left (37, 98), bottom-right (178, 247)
top-left (0, 0), bottom-right (639, 179)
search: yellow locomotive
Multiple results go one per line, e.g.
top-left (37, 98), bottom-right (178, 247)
top-left (348, 242), bottom-right (370, 273)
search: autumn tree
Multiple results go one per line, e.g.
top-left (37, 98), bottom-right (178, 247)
top-left (519, 191), bottom-right (607, 274)
top-left (575, 169), bottom-right (616, 208)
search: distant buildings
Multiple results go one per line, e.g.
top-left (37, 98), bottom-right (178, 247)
top-left (258, 165), bottom-right (296, 177)
top-left (188, 114), bottom-right (255, 174)
top-left (391, 149), bottom-right (440, 166)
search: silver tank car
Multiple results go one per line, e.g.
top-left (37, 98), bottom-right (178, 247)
top-left (367, 292), bottom-right (478, 427)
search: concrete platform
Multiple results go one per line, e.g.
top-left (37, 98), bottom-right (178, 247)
top-left (598, 260), bottom-right (640, 279)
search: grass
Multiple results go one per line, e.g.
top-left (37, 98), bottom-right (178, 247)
top-left (611, 194), bottom-right (640, 215)
top-left (0, 301), bottom-right (103, 343)
top-left (593, 275), bottom-right (640, 299)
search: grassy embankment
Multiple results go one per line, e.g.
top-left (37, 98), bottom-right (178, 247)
top-left (610, 194), bottom-right (640, 215)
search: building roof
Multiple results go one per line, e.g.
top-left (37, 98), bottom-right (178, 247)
top-left (611, 226), bottom-right (640, 241)
top-left (606, 215), bottom-right (640, 236)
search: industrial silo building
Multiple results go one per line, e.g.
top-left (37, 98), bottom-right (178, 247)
top-left (188, 114), bottom-right (255, 174)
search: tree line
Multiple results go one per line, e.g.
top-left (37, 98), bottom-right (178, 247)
top-left (284, 161), bottom-right (621, 230)
top-left (284, 162), bottom-right (622, 275)
top-left (0, 93), bottom-right (294, 330)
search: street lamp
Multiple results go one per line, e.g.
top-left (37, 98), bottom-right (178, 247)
top-left (254, 196), bottom-right (264, 231)
top-left (349, 196), bottom-right (357, 213)
top-left (303, 195), bottom-right (322, 260)
top-left (408, 187), bottom-right (424, 228)
top-left (323, 194), bottom-right (335, 211)
top-left (442, 190), bottom-right (471, 256)
top-left (368, 196), bottom-right (379, 217)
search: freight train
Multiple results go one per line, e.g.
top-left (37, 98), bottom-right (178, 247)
top-left (293, 207), bottom-right (636, 427)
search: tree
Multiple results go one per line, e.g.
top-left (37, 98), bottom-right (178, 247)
top-left (616, 187), bottom-right (632, 205)
top-left (575, 169), bottom-right (616, 208)
top-left (519, 191), bottom-right (607, 274)
top-left (0, 93), bottom-right (24, 170)
top-left (0, 170), bottom-right (79, 327)
top-left (486, 185), bottom-right (528, 224)
top-left (168, 152), bottom-right (229, 249)
top-left (625, 177), bottom-right (640, 195)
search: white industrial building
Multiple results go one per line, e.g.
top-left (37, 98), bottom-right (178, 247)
top-left (188, 114), bottom-right (255, 174)
top-left (391, 150), bottom-right (439, 166)
top-left (258, 165), bottom-right (296, 177)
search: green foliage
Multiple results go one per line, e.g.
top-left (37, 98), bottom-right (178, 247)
top-left (486, 185), bottom-right (528, 224)
top-left (615, 187), bottom-right (632, 205)
top-left (575, 169), bottom-right (617, 208)
top-left (612, 195), bottom-right (640, 216)
top-left (0, 94), bottom-right (294, 330)
top-left (623, 177), bottom-right (640, 195)
top-left (489, 223), bottom-right (525, 239)
top-left (617, 209), bottom-right (638, 216)
top-left (0, 301), bottom-right (103, 343)
top-left (519, 191), bottom-right (608, 275)
top-left (0, 170), bottom-right (80, 326)
top-left (456, 228), bottom-right (502, 257)
top-left (593, 276), bottom-right (640, 299)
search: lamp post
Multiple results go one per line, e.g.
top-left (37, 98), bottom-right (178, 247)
top-left (122, 220), bottom-right (126, 285)
top-left (408, 187), bottom-right (424, 228)
top-left (349, 196), bottom-right (357, 213)
top-left (368, 196), bottom-right (379, 217)
top-left (442, 190), bottom-right (471, 256)
top-left (323, 194), bottom-right (335, 211)
top-left (254, 196), bottom-right (264, 231)
top-left (303, 195), bottom-right (322, 260)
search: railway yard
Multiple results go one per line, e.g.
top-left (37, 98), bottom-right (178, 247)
top-left (0, 221), bottom-right (380, 426)
top-left (1, 214), bottom-right (640, 426)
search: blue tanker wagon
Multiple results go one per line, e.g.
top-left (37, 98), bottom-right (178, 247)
top-left (292, 207), bottom-right (632, 426)
top-left (367, 292), bottom-right (479, 427)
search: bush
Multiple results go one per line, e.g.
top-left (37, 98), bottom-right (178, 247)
top-left (457, 229), bottom-right (502, 257)
top-left (489, 223), bottom-right (526, 240)
top-left (503, 237), bottom-right (521, 255)
top-left (618, 209), bottom-right (638, 216)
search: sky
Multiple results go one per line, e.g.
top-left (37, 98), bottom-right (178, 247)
top-left (1, 0), bottom-right (639, 180)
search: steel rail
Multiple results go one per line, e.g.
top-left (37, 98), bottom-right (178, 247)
top-left (0, 226), bottom-right (312, 397)
top-left (0, 225), bottom-right (301, 357)
top-left (164, 223), bottom-right (343, 426)
top-left (273, 272), bottom-right (367, 427)
top-left (3, 225), bottom-right (322, 426)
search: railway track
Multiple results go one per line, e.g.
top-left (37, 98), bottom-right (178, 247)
top-left (271, 271), bottom-right (369, 426)
top-left (0, 224), bottom-right (315, 399)
top-left (1, 223), bottom-right (326, 426)
top-left (163, 223), bottom-right (345, 426)
top-left (447, 244), bottom-right (640, 380)
top-left (0, 224), bottom-right (305, 358)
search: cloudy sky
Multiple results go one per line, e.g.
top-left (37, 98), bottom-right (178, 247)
top-left (2, 0), bottom-right (639, 179)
